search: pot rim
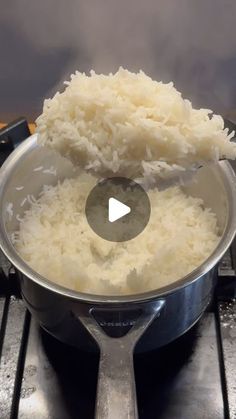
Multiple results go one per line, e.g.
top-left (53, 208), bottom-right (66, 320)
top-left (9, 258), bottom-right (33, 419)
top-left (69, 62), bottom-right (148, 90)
top-left (1, 135), bottom-right (236, 305)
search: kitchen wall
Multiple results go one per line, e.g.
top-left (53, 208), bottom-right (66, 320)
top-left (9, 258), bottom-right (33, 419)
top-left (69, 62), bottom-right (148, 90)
top-left (1, 0), bottom-right (236, 121)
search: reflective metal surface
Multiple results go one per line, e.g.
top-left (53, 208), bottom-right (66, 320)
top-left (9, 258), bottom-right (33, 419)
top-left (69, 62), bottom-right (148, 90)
top-left (79, 301), bottom-right (165, 419)
top-left (18, 316), bottom-right (98, 419)
top-left (136, 313), bottom-right (224, 419)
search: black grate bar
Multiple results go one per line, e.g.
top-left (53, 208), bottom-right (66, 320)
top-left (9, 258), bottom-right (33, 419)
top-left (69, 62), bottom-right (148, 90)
top-left (215, 307), bottom-right (230, 419)
top-left (10, 310), bottom-right (31, 419)
top-left (0, 298), bottom-right (26, 419)
top-left (217, 302), bottom-right (236, 419)
top-left (0, 297), bottom-right (10, 363)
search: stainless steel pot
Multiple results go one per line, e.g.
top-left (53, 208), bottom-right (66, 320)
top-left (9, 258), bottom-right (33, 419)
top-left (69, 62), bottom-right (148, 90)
top-left (0, 134), bottom-right (236, 419)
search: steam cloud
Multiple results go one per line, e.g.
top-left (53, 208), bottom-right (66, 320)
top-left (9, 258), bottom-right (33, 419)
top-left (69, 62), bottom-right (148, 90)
top-left (1, 0), bottom-right (236, 120)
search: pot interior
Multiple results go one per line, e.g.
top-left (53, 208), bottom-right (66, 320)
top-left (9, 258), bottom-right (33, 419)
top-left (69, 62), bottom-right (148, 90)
top-left (0, 134), bottom-right (235, 301)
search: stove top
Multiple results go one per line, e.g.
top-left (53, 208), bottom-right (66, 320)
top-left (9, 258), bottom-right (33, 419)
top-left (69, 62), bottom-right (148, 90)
top-left (0, 119), bottom-right (236, 419)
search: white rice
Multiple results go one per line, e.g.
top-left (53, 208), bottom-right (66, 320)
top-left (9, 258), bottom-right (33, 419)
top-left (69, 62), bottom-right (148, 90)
top-left (42, 166), bottom-right (57, 176)
top-left (36, 68), bottom-right (236, 179)
top-left (20, 198), bottom-right (27, 207)
top-left (6, 202), bottom-right (13, 221)
top-left (15, 173), bottom-right (220, 296)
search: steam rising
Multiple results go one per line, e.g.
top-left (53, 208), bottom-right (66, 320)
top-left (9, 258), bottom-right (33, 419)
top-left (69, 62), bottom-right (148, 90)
top-left (0, 0), bottom-right (236, 119)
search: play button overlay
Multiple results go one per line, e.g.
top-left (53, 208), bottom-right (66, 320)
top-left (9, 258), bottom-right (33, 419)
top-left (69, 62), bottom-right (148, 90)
top-left (85, 177), bottom-right (151, 242)
top-left (108, 198), bottom-right (131, 222)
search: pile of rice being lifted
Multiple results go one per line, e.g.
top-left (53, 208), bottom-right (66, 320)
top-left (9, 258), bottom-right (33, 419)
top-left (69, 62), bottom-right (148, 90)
top-left (14, 69), bottom-right (236, 296)
top-left (36, 68), bottom-right (236, 178)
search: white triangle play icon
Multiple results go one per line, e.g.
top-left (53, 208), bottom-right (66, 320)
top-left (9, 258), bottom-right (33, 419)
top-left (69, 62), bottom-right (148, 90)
top-left (108, 197), bottom-right (131, 223)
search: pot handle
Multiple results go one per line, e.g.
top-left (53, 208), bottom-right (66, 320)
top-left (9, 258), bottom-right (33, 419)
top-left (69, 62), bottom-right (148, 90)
top-left (79, 299), bottom-right (165, 419)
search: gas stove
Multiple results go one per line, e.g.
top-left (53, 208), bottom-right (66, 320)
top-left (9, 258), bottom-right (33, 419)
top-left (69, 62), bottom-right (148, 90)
top-left (0, 119), bottom-right (236, 419)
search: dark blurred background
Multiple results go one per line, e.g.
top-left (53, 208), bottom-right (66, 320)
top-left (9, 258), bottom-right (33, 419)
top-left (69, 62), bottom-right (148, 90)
top-left (1, 0), bottom-right (236, 122)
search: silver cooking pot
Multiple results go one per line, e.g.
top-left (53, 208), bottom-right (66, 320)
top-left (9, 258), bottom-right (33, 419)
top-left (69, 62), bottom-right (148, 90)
top-left (0, 134), bottom-right (236, 419)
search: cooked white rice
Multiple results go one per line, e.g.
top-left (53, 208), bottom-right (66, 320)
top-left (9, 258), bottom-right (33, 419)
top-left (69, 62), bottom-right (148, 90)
top-left (15, 173), bottom-right (219, 295)
top-left (36, 68), bottom-right (236, 179)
